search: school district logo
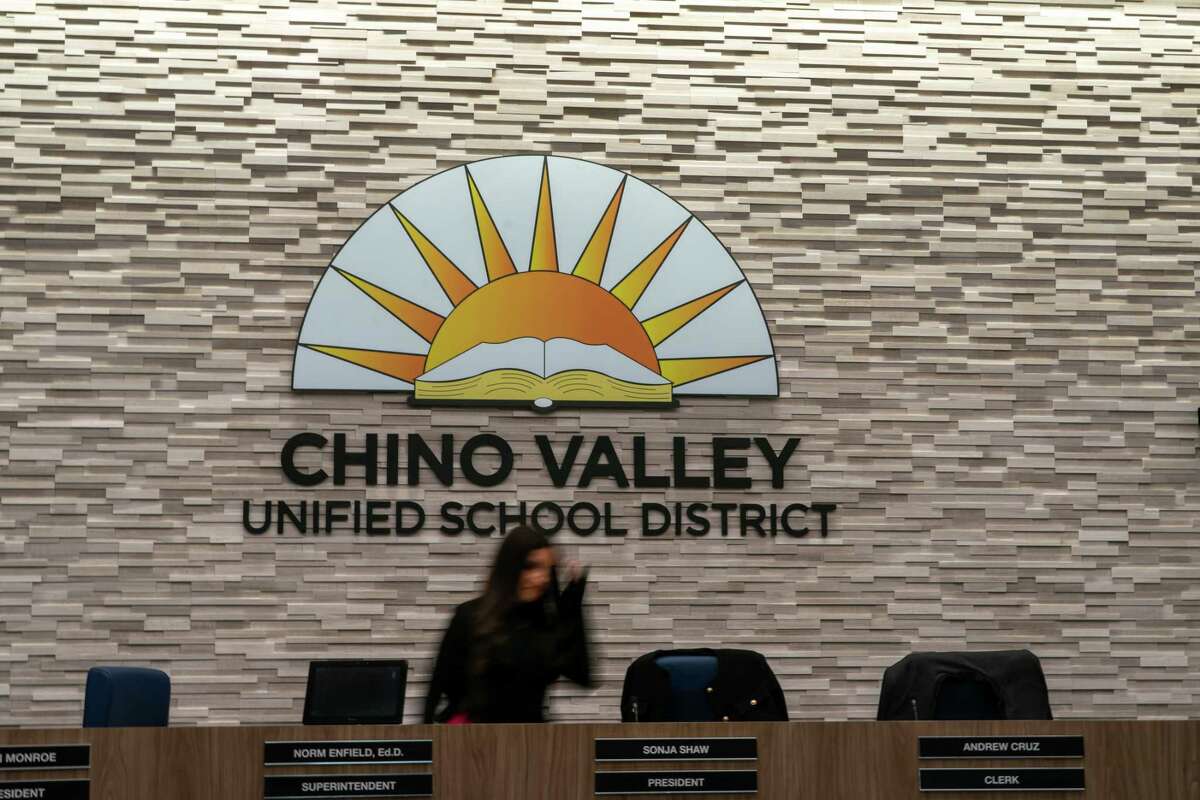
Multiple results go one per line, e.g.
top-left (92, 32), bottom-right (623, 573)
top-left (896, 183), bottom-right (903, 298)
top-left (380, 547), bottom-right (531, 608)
top-left (293, 156), bottom-right (777, 410)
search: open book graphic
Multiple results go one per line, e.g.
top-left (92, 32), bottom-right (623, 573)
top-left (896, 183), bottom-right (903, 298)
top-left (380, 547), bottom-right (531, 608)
top-left (415, 337), bottom-right (672, 405)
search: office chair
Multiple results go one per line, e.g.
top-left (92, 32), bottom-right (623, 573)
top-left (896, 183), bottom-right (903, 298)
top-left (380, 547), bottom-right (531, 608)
top-left (82, 666), bottom-right (171, 727)
top-left (621, 648), bottom-right (787, 722)
top-left (656, 653), bottom-right (719, 722)
top-left (876, 649), bottom-right (1052, 721)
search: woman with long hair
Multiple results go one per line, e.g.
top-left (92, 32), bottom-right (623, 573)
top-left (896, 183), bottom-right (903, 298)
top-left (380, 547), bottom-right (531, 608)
top-left (422, 526), bottom-right (594, 723)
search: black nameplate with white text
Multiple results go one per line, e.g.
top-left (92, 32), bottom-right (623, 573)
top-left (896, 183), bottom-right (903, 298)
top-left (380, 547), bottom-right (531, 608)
top-left (263, 773), bottom-right (432, 798)
top-left (596, 737), bottom-right (757, 761)
top-left (0, 746), bottom-right (90, 772)
top-left (919, 736), bottom-right (1084, 760)
top-left (263, 740), bottom-right (432, 766)
top-left (595, 770), bottom-right (757, 795)
top-left (0, 779), bottom-right (89, 800)
top-left (920, 768), bottom-right (1085, 792)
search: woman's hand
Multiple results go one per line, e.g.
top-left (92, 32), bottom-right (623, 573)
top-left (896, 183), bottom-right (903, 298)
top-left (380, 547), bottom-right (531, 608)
top-left (557, 559), bottom-right (588, 615)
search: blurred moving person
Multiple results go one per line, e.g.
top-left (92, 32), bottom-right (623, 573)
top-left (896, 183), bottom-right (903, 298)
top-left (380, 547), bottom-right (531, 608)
top-left (422, 526), bottom-right (593, 723)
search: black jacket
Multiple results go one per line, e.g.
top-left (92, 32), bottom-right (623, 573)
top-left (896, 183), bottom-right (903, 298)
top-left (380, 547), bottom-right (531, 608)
top-left (620, 648), bottom-right (788, 722)
top-left (876, 649), bottom-right (1052, 721)
top-left (422, 579), bottom-right (592, 723)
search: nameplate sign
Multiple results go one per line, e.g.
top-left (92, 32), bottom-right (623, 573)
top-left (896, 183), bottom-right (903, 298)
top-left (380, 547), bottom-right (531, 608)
top-left (595, 770), bottom-right (757, 795)
top-left (596, 738), bottom-right (757, 762)
top-left (0, 747), bottom-right (89, 772)
top-left (263, 774), bottom-right (432, 798)
top-left (920, 768), bottom-right (1085, 792)
top-left (919, 736), bottom-right (1084, 760)
top-left (263, 740), bottom-right (432, 766)
top-left (0, 779), bottom-right (89, 800)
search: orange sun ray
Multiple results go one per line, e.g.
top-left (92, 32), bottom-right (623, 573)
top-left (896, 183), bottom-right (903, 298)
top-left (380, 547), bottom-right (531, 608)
top-left (572, 176), bottom-right (626, 284)
top-left (466, 168), bottom-right (517, 282)
top-left (640, 280), bottom-right (742, 346)
top-left (529, 158), bottom-right (558, 271)
top-left (659, 355), bottom-right (770, 388)
top-left (333, 268), bottom-right (444, 343)
top-left (611, 218), bottom-right (690, 309)
top-left (302, 344), bottom-right (426, 383)
top-left (390, 205), bottom-right (477, 306)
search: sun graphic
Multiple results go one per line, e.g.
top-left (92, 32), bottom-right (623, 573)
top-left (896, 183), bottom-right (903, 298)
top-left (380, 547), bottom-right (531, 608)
top-left (293, 155), bottom-right (777, 409)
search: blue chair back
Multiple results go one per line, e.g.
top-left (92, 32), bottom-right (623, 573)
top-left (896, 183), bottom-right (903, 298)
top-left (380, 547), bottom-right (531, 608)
top-left (656, 654), bottom-right (718, 722)
top-left (83, 667), bottom-right (171, 728)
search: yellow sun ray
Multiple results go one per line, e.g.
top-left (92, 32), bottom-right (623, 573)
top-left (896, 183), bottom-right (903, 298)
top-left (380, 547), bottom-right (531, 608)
top-left (333, 268), bottom-right (444, 343)
top-left (390, 205), bottom-right (477, 306)
top-left (611, 218), bottom-right (690, 309)
top-left (465, 168), bottom-right (517, 282)
top-left (529, 158), bottom-right (558, 271)
top-left (640, 280), bottom-right (742, 346)
top-left (572, 176), bottom-right (626, 284)
top-left (303, 344), bottom-right (426, 383)
top-left (659, 355), bottom-right (771, 388)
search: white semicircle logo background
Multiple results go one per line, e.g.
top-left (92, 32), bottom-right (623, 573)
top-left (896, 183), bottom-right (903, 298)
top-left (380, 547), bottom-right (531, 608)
top-left (292, 155), bottom-right (778, 406)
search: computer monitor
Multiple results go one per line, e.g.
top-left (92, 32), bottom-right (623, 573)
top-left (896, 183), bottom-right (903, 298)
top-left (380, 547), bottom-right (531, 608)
top-left (302, 660), bottom-right (408, 725)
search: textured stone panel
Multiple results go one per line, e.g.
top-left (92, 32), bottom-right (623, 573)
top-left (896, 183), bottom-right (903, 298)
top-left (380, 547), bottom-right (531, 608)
top-left (0, 0), bottom-right (1197, 726)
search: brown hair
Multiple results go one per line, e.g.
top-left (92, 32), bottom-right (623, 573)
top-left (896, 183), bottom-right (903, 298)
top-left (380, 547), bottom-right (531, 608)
top-left (470, 526), bottom-right (553, 679)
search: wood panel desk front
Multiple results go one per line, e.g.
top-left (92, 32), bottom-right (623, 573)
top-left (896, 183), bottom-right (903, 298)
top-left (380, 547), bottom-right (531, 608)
top-left (0, 721), bottom-right (1195, 799)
